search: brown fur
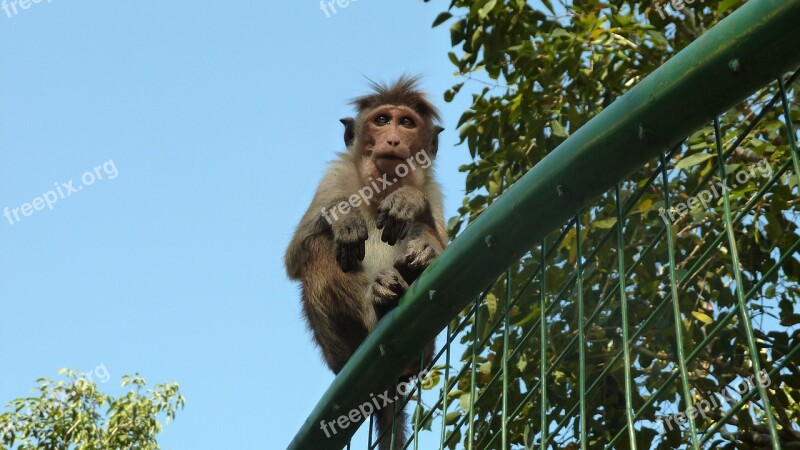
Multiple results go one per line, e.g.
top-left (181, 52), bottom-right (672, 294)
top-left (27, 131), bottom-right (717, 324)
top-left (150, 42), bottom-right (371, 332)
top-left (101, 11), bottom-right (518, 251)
top-left (285, 76), bottom-right (446, 450)
top-left (351, 75), bottom-right (441, 124)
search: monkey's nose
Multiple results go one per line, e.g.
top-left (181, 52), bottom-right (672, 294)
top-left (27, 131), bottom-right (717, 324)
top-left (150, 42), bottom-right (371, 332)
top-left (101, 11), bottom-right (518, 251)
top-left (387, 136), bottom-right (401, 147)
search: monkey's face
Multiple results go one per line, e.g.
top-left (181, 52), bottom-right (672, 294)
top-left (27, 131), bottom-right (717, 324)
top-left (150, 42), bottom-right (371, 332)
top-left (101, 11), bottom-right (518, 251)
top-left (361, 105), bottom-right (430, 181)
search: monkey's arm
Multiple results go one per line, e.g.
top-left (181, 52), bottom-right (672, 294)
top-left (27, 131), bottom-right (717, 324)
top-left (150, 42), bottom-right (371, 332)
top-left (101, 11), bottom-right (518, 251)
top-left (285, 157), bottom-right (368, 279)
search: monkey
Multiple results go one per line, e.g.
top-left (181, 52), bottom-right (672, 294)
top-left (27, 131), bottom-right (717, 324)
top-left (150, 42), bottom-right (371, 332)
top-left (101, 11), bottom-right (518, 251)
top-left (285, 75), bottom-right (447, 450)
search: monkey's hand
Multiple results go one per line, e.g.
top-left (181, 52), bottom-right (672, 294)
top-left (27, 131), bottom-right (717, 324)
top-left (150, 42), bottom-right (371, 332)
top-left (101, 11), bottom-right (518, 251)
top-left (376, 188), bottom-right (427, 246)
top-left (331, 212), bottom-right (368, 272)
top-left (394, 238), bottom-right (440, 285)
top-left (366, 269), bottom-right (408, 319)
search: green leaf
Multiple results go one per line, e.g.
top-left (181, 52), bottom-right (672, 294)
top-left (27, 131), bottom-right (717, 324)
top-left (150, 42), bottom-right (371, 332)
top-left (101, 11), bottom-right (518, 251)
top-left (717, 0), bottom-right (740, 14)
top-left (432, 12), bottom-right (452, 27)
top-left (675, 152), bottom-right (715, 170)
top-left (458, 393), bottom-right (472, 411)
top-left (447, 52), bottom-right (459, 67)
top-left (445, 411), bottom-right (462, 425)
top-left (485, 293), bottom-right (497, 318)
top-left (471, 26), bottom-right (483, 51)
top-left (550, 120), bottom-right (568, 138)
top-left (692, 311), bottom-right (714, 324)
top-left (517, 354), bottom-right (528, 372)
top-left (594, 218), bottom-right (617, 229)
top-left (449, 19), bottom-right (464, 46)
top-left (478, 0), bottom-right (497, 19)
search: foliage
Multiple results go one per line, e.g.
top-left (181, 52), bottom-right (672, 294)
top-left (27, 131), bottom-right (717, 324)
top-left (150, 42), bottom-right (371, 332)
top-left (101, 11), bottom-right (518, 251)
top-left (0, 370), bottom-right (184, 450)
top-left (422, 0), bottom-right (800, 448)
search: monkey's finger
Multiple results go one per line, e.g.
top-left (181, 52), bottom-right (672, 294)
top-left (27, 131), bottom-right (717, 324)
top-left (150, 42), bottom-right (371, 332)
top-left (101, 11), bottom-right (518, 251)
top-left (397, 221), bottom-right (410, 241)
top-left (393, 276), bottom-right (409, 293)
top-left (371, 283), bottom-right (399, 304)
top-left (385, 218), bottom-right (402, 245)
top-left (408, 247), bottom-right (435, 269)
top-left (350, 243), bottom-right (360, 267)
top-left (380, 221), bottom-right (393, 244)
top-left (393, 256), bottom-right (412, 282)
top-left (336, 245), bottom-right (348, 271)
top-left (339, 243), bottom-right (357, 272)
top-left (392, 220), bottom-right (410, 245)
top-left (396, 264), bottom-right (423, 285)
top-left (385, 227), bottom-right (398, 246)
top-left (376, 210), bottom-right (388, 229)
top-left (346, 244), bottom-right (358, 270)
top-left (340, 245), bottom-right (350, 270)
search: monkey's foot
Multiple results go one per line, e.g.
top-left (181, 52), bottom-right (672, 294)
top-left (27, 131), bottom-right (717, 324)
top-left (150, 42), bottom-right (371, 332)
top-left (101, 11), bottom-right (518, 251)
top-left (394, 238), bottom-right (440, 284)
top-left (366, 269), bottom-right (408, 318)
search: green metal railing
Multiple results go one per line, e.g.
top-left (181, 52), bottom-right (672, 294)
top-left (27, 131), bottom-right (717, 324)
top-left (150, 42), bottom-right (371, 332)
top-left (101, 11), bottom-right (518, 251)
top-left (289, 0), bottom-right (800, 448)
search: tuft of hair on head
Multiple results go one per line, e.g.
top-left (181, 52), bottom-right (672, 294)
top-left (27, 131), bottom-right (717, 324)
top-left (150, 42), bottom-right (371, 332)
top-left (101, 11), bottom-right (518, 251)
top-left (350, 74), bottom-right (441, 123)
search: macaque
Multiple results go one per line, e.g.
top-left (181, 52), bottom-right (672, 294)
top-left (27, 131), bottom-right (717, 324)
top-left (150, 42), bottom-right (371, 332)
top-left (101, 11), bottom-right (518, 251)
top-left (285, 76), bottom-right (447, 450)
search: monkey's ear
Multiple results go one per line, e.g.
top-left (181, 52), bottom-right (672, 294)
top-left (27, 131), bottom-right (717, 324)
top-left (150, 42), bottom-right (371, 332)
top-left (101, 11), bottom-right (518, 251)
top-left (430, 125), bottom-right (445, 155)
top-left (340, 117), bottom-right (356, 147)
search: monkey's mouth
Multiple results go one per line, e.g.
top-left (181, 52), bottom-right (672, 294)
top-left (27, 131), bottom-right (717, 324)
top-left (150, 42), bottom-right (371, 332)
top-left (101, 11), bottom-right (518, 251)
top-left (373, 154), bottom-right (407, 177)
top-left (375, 154), bottom-right (405, 162)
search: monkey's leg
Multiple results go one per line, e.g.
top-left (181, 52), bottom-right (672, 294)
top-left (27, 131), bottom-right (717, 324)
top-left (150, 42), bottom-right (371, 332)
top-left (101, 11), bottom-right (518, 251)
top-left (365, 265), bottom-right (436, 380)
top-left (393, 224), bottom-right (443, 379)
top-left (375, 387), bottom-right (408, 450)
top-left (399, 341), bottom-right (436, 381)
top-left (300, 235), bottom-right (374, 374)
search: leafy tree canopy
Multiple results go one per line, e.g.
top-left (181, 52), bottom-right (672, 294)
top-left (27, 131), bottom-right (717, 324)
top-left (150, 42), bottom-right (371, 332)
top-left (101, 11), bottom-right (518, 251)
top-left (420, 0), bottom-right (800, 448)
top-left (0, 370), bottom-right (184, 450)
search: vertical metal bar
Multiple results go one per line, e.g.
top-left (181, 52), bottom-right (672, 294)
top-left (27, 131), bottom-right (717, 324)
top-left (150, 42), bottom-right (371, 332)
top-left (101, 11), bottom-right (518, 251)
top-left (502, 269), bottom-right (511, 449)
top-left (439, 324), bottom-right (451, 450)
top-left (368, 413), bottom-right (374, 450)
top-left (778, 78), bottom-right (800, 182)
top-left (390, 401), bottom-right (397, 450)
top-left (615, 185), bottom-right (637, 450)
top-left (713, 117), bottom-right (781, 449)
top-left (658, 152), bottom-right (701, 449)
top-left (467, 295), bottom-right (480, 450)
top-left (539, 240), bottom-right (548, 450)
top-left (576, 215), bottom-right (587, 450)
top-left (413, 351), bottom-right (424, 450)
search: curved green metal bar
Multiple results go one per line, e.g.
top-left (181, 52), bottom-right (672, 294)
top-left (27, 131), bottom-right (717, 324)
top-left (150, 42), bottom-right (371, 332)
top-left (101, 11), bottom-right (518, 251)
top-left (287, 1), bottom-right (800, 448)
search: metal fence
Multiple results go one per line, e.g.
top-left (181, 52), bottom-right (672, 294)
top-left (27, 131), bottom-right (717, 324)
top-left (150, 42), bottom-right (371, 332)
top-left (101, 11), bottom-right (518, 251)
top-left (289, 0), bottom-right (800, 448)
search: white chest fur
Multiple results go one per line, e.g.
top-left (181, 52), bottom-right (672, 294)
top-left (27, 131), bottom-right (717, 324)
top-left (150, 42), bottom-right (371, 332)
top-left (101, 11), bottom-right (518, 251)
top-left (360, 216), bottom-right (407, 282)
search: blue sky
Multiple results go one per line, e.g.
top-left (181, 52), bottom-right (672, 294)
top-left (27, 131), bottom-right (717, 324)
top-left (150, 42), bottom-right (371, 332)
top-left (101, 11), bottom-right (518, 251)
top-left (0, 1), bottom-right (477, 448)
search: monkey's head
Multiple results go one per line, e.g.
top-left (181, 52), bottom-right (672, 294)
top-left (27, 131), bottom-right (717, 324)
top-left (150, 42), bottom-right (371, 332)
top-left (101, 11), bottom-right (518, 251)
top-left (346, 76), bottom-right (444, 190)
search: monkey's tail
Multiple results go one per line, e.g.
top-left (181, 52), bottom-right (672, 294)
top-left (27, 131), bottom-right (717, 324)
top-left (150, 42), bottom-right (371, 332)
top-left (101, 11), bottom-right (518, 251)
top-left (374, 386), bottom-right (407, 450)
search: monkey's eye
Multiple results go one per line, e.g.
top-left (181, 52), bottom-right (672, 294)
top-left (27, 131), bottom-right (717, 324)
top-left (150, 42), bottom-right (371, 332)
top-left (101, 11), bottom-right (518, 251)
top-left (374, 115), bottom-right (390, 125)
top-left (399, 117), bottom-right (416, 127)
